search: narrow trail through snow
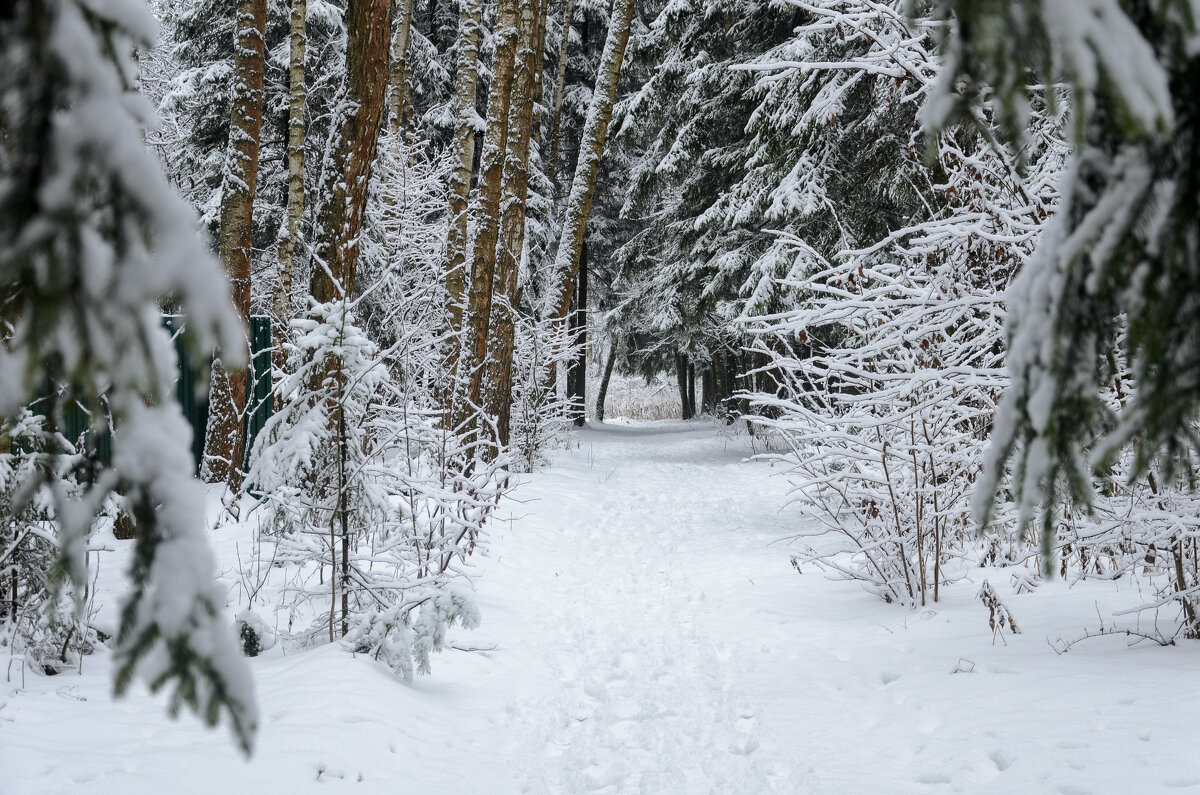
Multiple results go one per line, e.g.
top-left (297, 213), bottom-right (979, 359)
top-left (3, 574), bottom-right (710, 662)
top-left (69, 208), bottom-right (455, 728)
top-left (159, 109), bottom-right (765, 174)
top-left (481, 421), bottom-right (796, 793)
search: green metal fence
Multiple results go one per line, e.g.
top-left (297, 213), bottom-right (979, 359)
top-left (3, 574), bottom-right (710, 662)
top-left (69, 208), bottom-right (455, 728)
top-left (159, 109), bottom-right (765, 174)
top-left (168, 314), bottom-right (274, 476)
top-left (15, 317), bottom-right (275, 479)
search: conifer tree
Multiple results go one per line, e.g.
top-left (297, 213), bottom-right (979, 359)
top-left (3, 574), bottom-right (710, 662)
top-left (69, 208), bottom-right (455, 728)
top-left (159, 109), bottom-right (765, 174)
top-left (204, 0), bottom-right (268, 486)
top-left (457, 0), bottom-right (522, 435)
top-left (0, 0), bottom-right (255, 750)
top-left (485, 0), bottom-right (544, 445)
top-left (932, 2), bottom-right (1200, 572)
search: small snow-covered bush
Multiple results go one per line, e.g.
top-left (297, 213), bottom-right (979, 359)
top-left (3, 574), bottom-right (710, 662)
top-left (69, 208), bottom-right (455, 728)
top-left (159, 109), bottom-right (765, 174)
top-left (743, 0), bottom-right (1064, 606)
top-left (510, 312), bottom-right (573, 472)
top-left (245, 299), bottom-right (503, 678)
top-left (1, 412), bottom-right (98, 676)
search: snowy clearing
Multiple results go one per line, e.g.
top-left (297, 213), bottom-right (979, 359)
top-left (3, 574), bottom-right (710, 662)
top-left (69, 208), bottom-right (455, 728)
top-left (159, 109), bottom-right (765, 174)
top-left (3, 420), bottom-right (1199, 793)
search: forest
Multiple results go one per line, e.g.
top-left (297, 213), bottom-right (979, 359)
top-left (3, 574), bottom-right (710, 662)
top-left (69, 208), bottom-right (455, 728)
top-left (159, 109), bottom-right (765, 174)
top-left (2, 0), bottom-right (1199, 790)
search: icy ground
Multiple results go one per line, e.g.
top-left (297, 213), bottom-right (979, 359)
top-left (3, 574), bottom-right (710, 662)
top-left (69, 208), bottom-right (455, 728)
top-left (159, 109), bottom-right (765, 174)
top-left (4, 420), bottom-right (1200, 793)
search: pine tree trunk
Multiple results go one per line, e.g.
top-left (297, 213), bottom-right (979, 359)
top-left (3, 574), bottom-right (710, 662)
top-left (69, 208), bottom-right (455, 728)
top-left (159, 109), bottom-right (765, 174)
top-left (675, 351), bottom-right (691, 420)
top-left (546, 0), bottom-right (635, 323)
top-left (444, 0), bottom-right (483, 356)
top-left (310, 0), bottom-right (394, 303)
top-left (484, 0), bottom-right (542, 447)
top-left (546, 0), bottom-right (574, 193)
top-left (273, 0), bottom-right (306, 411)
top-left (387, 0), bottom-right (417, 141)
top-left (702, 366), bottom-right (715, 414)
top-left (567, 238), bottom-right (587, 425)
top-left (457, 0), bottom-right (521, 432)
top-left (686, 360), bottom-right (696, 418)
top-left (205, 0), bottom-right (267, 487)
top-left (595, 339), bottom-right (617, 422)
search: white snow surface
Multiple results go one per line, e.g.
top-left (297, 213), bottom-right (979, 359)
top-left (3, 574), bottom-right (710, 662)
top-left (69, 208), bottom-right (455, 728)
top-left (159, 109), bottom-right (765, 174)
top-left (4, 420), bottom-right (1200, 793)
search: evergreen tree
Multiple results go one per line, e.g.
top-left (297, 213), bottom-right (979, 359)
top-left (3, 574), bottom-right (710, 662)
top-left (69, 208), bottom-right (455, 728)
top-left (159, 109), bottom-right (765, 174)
top-left (932, 1), bottom-right (1200, 573)
top-left (0, 0), bottom-right (256, 750)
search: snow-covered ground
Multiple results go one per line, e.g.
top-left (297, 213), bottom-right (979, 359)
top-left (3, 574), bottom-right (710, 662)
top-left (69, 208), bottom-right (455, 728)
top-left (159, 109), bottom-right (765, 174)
top-left (3, 420), bottom-right (1199, 793)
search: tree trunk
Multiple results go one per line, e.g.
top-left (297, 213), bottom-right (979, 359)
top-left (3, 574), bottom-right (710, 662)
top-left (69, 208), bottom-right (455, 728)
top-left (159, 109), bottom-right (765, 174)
top-left (309, 0), bottom-right (394, 303)
top-left (546, 0), bottom-right (635, 323)
top-left (686, 360), bottom-right (696, 418)
top-left (567, 237), bottom-right (587, 425)
top-left (595, 339), bottom-right (617, 422)
top-left (444, 0), bottom-right (483, 353)
top-left (484, 0), bottom-right (542, 447)
top-left (675, 351), bottom-right (691, 420)
top-left (273, 0), bottom-right (306, 412)
top-left (530, 0), bottom-right (550, 150)
top-left (546, 0), bottom-right (574, 193)
top-left (457, 0), bottom-right (521, 432)
top-left (387, 0), bottom-right (417, 141)
top-left (702, 366), bottom-right (715, 414)
top-left (205, 0), bottom-right (267, 487)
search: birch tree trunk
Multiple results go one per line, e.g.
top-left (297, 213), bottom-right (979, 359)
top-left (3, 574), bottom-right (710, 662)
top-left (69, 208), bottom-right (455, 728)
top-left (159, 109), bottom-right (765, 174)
top-left (546, 0), bottom-right (635, 323)
top-left (456, 0), bottom-right (521, 431)
top-left (387, 0), bottom-right (417, 141)
top-left (546, 0), bottom-right (574, 193)
top-left (484, 0), bottom-right (542, 446)
top-left (272, 0), bottom-right (306, 410)
top-left (444, 0), bottom-right (484, 347)
top-left (310, 0), bottom-right (394, 303)
top-left (205, 0), bottom-right (267, 487)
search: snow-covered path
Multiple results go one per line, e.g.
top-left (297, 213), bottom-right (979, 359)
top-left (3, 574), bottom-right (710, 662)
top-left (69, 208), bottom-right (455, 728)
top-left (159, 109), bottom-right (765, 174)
top-left (477, 421), bottom-right (795, 793)
top-left (4, 420), bottom-right (1200, 793)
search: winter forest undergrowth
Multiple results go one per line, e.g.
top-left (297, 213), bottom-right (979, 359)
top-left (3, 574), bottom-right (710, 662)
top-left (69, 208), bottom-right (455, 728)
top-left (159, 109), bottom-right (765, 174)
top-left (3, 0), bottom-right (1200, 790)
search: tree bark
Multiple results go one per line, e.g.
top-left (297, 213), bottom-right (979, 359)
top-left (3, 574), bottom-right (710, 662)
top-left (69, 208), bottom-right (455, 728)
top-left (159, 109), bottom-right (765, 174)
top-left (595, 338), bottom-right (617, 422)
top-left (444, 0), bottom-right (483, 353)
top-left (309, 0), bottom-right (394, 304)
top-left (675, 351), bottom-right (691, 420)
top-left (700, 366), bottom-right (712, 413)
top-left (387, 0), bottom-right (417, 141)
top-left (205, 0), bottom-right (267, 487)
top-left (272, 0), bottom-right (306, 411)
top-left (546, 0), bottom-right (574, 193)
top-left (566, 238), bottom-right (587, 425)
top-left (484, 0), bottom-right (542, 446)
top-left (686, 360), bottom-right (696, 418)
top-left (530, 0), bottom-right (550, 150)
top-left (457, 0), bottom-right (521, 431)
top-left (546, 0), bottom-right (634, 323)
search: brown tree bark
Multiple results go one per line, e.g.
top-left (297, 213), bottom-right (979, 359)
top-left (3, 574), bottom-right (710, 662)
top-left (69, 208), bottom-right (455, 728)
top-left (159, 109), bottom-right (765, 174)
top-left (483, 0), bottom-right (542, 446)
top-left (456, 0), bottom-right (521, 431)
top-left (308, 0), bottom-right (392, 637)
top-left (546, 0), bottom-right (635, 323)
top-left (310, 0), bottom-right (394, 303)
top-left (272, 0), bottom-right (306, 411)
top-left (205, 0), bottom-right (267, 487)
top-left (444, 0), bottom-right (484, 350)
